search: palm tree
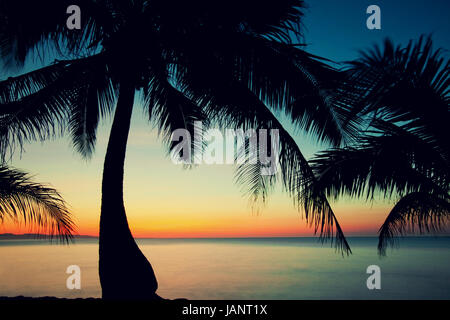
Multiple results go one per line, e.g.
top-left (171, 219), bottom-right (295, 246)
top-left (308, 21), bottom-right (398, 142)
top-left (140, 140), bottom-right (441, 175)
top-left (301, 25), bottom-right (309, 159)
top-left (0, 165), bottom-right (74, 239)
top-left (0, 0), bottom-right (357, 298)
top-left (310, 36), bottom-right (450, 255)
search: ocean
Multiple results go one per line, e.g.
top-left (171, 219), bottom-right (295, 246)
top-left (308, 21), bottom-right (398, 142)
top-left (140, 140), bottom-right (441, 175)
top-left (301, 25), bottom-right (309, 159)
top-left (1, 237), bottom-right (449, 299)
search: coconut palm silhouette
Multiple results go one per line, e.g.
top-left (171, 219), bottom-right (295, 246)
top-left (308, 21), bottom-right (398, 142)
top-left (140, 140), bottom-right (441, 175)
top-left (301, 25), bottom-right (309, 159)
top-left (0, 165), bottom-right (74, 239)
top-left (0, 0), bottom-right (358, 299)
top-left (310, 36), bottom-right (450, 255)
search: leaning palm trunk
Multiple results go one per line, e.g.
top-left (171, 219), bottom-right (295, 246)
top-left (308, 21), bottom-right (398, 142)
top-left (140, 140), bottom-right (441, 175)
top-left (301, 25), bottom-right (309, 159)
top-left (99, 79), bottom-right (158, 299)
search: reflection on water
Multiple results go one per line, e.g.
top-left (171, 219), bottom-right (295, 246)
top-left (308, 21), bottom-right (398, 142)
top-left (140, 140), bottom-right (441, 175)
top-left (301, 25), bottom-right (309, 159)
top-left (0, 237), bottom-right (449, 299)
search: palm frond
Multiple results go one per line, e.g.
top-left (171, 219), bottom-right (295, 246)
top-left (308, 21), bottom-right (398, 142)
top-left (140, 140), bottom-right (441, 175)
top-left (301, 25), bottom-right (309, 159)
top-left (68, 57), bottom-right (118, 158)
top-left (0, 62), bottom-right (73, 159)
top-left (0, 0), bottom-right (109, 68)
top-left (236, 38), bottom-right (360, 146)
top-left (378, 192), bottom-right (450, 255)
top-left (0, 54), bottom-right (114, 159)
top-left (166, 28), bottom-right (359, 147)
top-left (147, 0), bottom-right (306, 44)
top-left (342, 35), bottom-right (449, 153)
top-left (0, 165), bottom-right (74, 240)
top-left (144, 70), bottom-right (208, 164)
top-left (311, 119), bottom-right (449, 201)
top-left (176, 71), bottom-right (351, 253)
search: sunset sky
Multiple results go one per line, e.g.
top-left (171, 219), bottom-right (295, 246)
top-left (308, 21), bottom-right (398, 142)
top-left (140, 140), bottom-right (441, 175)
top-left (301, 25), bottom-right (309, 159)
top-left (1, 0), bottom-right (449, 238)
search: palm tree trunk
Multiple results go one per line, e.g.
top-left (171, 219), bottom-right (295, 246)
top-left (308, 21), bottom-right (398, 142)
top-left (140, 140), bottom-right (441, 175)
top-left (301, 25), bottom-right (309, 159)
top-left (99, 79), bottom-right (159, 299)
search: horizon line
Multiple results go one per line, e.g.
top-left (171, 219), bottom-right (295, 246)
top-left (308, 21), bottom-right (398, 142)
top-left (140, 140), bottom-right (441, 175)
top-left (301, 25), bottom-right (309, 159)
top-left (1, 233), bottom-right (449, 239)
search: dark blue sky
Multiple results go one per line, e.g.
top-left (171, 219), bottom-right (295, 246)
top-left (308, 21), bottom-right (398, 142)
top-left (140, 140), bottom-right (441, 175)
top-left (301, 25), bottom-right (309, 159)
top-left (302, 0), bottom-right (449, 63)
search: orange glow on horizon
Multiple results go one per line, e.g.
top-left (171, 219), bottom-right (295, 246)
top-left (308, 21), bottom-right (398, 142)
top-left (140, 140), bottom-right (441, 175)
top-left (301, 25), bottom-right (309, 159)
top-left (0, 213), bottom-right (382, 238)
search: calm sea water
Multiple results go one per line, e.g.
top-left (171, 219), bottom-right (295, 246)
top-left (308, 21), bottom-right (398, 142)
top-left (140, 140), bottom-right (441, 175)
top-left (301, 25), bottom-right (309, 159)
top-left (1, 237), bottom-right (449, 299)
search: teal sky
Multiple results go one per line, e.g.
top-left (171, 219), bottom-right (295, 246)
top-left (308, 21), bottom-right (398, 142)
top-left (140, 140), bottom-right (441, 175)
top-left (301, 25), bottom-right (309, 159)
top-left (303, 0), bottom-right (450, 62)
